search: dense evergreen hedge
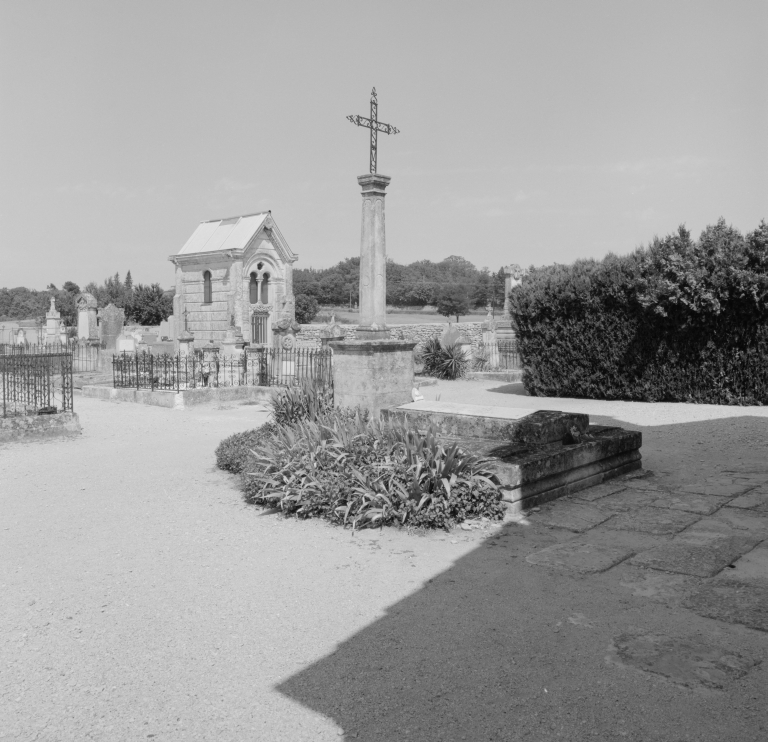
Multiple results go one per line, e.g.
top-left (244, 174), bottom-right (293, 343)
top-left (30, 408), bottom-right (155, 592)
top-left (510, 219), bottom-right (768, 404)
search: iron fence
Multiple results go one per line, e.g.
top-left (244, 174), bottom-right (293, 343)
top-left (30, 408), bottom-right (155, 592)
top-left (497, 340), bottom-right (522, 370)
top-left (112, 347), bottom-right (333, 392)
top-left (1, 342), bottom-right (102, 372)
top-left (1, 352), bottom-right (74, 417)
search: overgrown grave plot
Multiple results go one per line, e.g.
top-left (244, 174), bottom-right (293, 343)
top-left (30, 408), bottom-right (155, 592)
top-left (214, 381), bottom-right (507, 532)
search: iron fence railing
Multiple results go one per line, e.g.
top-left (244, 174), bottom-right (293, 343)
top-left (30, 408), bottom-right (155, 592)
top-left (1, 342), bottom-right (102, 372)
top-left (1, 352), bottom-right (74, 417)
top-left (497, 340), bottom-right (521, 370)
top-left (112, 347), bottom-right (333, 392)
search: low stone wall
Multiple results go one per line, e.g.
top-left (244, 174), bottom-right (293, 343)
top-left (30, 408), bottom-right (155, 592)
top-left (82, 384), bottom-right (274, 409)
top-left (298, 322), bottom-right (486, 352)
top-left (0, 412), bottom-right (81, 442)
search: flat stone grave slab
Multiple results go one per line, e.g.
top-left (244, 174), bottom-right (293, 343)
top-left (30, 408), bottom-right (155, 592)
top-left (630, 528), bottom-right (762, 578)
top-left (388, 401), bottom-right (589, 448)
top-left (604, 507), bottom-right (701, 535)
top-left (727, 487), bottom-right (768, 513)
top-left (525, 541), bottom-right (635, 573)
top-left (571, 481), bottom-right (626, 502)
top-left (608, 631), bottom-right (759, 690)
top-left (532, 500), bottom-right (611, 532)
top-left (684, 581), bottom-right (768, 633)
top-left (648, 492), bottom-right (732, 515)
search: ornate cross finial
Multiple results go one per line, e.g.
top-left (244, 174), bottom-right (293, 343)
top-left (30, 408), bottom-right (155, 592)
top-left (347, 88), bottom-right (400, 174)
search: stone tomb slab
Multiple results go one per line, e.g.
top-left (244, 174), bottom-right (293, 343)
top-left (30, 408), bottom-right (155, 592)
top-left (677, 482), bottom-right (758, 498)
top-left (605, 507), bottom-right (701, 536)
top-left (715, 544), bottom-right (768, 586)
top-left (572, 481), bottom-right (626, 502)
top-left (533, 500), bottom-right (611, 532)
top-left (525, 541), bottom-right (635, 573)
top-left (388, 402), bottom-right (589, 448)
top-left (630, 527), bottom-right (762, 578)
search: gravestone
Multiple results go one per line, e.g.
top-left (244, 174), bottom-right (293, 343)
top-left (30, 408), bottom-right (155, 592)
top-left (75, 293), bottom-right (99, 340)
top-left (99, 304), bottom-right (125, 350)
top-left (44, 296), bottom-right (61, 345)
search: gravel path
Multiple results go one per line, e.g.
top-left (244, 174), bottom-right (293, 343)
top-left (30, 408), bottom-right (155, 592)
top-left (2, 386), bottom-right (767, 741)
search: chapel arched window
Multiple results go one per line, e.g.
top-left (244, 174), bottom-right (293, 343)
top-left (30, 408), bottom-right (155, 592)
top-left (261, 273), bottom-right (270, 304)
top-left (249, 273), bottom-right (259, 304)
top-left (203, 271), bottom-right (212, 304)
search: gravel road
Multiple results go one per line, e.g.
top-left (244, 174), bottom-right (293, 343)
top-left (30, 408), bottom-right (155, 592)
top-left (1, 384), bottom-right (767, 741)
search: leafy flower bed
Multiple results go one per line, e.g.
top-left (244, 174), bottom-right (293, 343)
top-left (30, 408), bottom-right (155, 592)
top-left (216, 382), bottom-right (504, 530)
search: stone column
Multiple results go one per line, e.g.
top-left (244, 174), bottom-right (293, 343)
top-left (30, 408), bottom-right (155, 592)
top-left (357, 173), bottom-right (391, 339)
top-left (498, 264), bottom-right (523, 342)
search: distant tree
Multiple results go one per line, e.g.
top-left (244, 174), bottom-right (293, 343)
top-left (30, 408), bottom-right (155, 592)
top-left (126, 284), bottom-right (173, 325)
top-left (436, 284), bottom-right (471, 322)
top-left (62, 281), bottom-right (80, 294)
top-left (295, 294), bottom-right (320, 324)
top-left (46, 283), bottom-right (57, 291)
top-left (124, 270), bottom-right (133, 292)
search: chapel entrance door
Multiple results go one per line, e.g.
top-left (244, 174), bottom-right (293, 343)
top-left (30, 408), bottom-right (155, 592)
top-left (251, 313), bottom-right (269, 345)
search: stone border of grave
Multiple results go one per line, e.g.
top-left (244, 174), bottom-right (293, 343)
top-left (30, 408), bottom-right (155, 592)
top-left (81, 384), bottom-right (273, 409)
top-left (0, 412), bottom-right (81, 442)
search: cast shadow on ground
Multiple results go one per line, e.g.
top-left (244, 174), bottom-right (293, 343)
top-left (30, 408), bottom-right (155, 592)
top-left (488, 382), bottom-right (530, 396)
top-left (276, 416), bottom-right (768, 742)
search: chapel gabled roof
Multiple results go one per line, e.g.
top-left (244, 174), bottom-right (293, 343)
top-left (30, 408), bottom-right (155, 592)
top-left (174, 211), bottom-right (297, 263)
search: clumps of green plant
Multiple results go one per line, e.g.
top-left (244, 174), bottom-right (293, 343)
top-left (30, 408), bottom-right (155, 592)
top-left (270, 378), bottom-right (335, 426)
top-left (215, 422), bottom-right (277, 474)
top-left (420, 336), bottom-right (469, 380)
top-left (241, 410), bottom-right (504, 530)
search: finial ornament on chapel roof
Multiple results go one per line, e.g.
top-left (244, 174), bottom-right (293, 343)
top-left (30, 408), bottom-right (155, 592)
top-left (347, 87), bottom-right (400, 174)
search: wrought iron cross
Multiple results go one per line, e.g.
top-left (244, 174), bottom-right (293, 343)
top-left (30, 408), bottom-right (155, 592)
top-left (347, 88), bottom-right (400, 174)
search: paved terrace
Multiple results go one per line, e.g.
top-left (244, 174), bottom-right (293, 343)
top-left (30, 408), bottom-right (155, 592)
top-left (1, 380), bottom-right (767, 741)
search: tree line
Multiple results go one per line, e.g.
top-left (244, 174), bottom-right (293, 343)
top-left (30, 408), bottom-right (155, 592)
top-left (0, 271), bottom-right (173, 326)
top-left (294, 255), bottom-right (508, 321)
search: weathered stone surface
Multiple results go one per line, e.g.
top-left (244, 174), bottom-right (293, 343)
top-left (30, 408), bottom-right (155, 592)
top-left (596, 488), bottom-right (660, 512)
top-left (387, 402), bottom-right (589, 448)
top-left (572, 481), bottom-right (626, 502)
top-left (649, 492), bottom-right (731, 515)
top-left (604, 508), bottom-right (701, 535)
top-left (525, 541), bottom-right (635, 573)
top-left (485, 428), bottom-right (642, 493)
top-left (677, 482), bottom-right (756, 497)
top-left (684, 581), bottom-right (768, 632)
top-left (330, 340), bottom-right (416, 416)
top-left (727, 487), bottom-right (768, 512)
top-left (715, 545), bottom-right (768, 585)
top-left (608, 631), bottom-right (759, 689)
top-left (0, 412), bottom-right (81, 442)
top-left (702, 508), bottom-right (768, 539)
top-left (630, 528), bottom-right (762, 577)
top-left (533, 501), bottom-right (611, 532)
top-left (615, 567), bottom-right (699, 605)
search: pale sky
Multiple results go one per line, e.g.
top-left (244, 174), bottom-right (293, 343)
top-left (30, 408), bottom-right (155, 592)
top-left (1, 0), bottom-right (765, 290)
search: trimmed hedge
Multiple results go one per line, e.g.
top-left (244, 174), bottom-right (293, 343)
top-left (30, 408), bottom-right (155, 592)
top-left (510, 219), bottom-right (768, 404)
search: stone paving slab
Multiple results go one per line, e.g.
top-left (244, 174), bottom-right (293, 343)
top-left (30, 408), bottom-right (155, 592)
top-left (525, 541), bottom-right (635, 573)
top-left (727, 487), bottom-right (768, 513)
top-left (702, 508), bottom-right (768, 540)
top-left (676, 482), bottom-right (758, 497)
top-left (608, 631), bottom-right (760, 690)
top-left (613, 566), bottom-right (701, 607)
top-left (571, 481), bottom-right (626, 502)
top-left (629, 528), bottom-right (762, 578)
top-left (532, 500), bottom-right (611, 532)
top-left (715, 545), bottom-right (768, 586)
top-left (683, 581), bottom-right (768, 633)
top-left (604, 507), bottom-right (701, 535)
top-left (649, 492), bottom-right (732, 515)
top-left (594, 488), bottom-right (660, 511)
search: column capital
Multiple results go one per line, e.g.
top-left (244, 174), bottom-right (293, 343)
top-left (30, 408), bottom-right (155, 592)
top-left (357, 173), bottom-right (391, 195)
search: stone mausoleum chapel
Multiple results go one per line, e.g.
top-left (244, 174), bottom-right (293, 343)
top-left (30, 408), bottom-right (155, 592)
top-left (169, 211), bottom-right (297, 346)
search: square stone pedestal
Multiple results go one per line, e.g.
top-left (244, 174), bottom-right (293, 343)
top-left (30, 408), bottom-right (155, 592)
top-left (384, 401), bottom-right (642, 511)
top-left (329, 339), bottom-right (416, 417)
